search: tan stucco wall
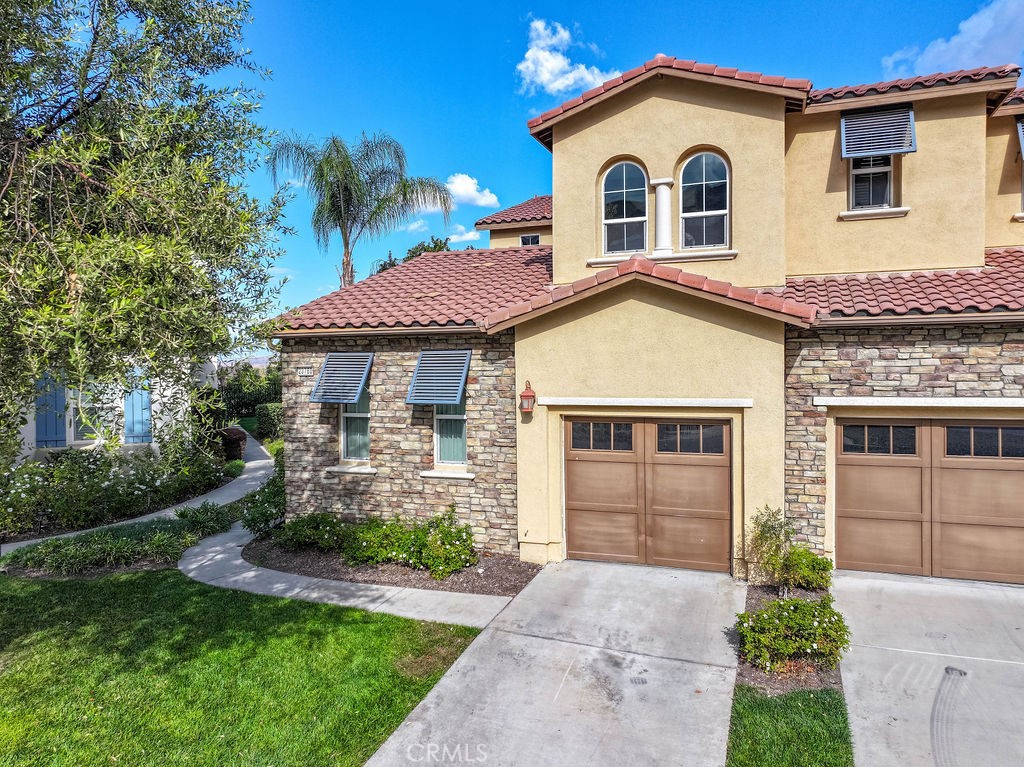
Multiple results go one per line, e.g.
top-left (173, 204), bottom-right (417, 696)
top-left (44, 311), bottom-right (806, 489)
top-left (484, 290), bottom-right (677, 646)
top-left (986, 116), bottom-right (1024, 247)
top-left (487, 225), bottom-right (553, 249)
top-left (550, 77), bottom-right (788, 288)
top-left (512, 281), bottom-right (786, 570)
top-left (786, 95), bottom-right (988, 276)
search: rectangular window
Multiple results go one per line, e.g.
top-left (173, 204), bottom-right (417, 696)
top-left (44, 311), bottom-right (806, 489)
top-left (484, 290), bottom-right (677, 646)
top-left (435, 402), bottom-right (467, 464)
top-left (945, 424), bottom-right (1024, 459)
top-left (519, 234), bottom-right (540, 246)
top-left (841, 423), bottom-right (917, 455)
top-left (341, 390), bottom-right (370, 460)
top-left (72, 397), bottom-right (100, 442)
top-left (570, 421), bottom-right (633, 451)
top-left (850, 155), bottom-right (892, 209)
top-left (654, 423), bottom-right (724, 455)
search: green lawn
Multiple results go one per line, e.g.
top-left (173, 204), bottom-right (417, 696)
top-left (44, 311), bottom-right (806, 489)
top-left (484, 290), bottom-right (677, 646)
top-left (726, 685), bottom-right (855, 767)
top-left (0, 570), bottom-right (478, 766)
top-left (236, 415), bottom-right (258, 435)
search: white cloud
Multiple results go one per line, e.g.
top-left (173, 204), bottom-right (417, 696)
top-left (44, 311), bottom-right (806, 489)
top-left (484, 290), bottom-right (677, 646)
top-left (516, 19), bottom-right (620, 96)
top-left (881, 0), bottom-right (1024, 79)
top-left (448, 224), bottom-right (481, 243)
top-left (284, 178), bottom-right (306, 189)
top-left (445, 173), bottom-right (499, 207)
top-left (269, 265), bottom-right (292, 277)
top-left (403, 219), bottom-right (428, 233)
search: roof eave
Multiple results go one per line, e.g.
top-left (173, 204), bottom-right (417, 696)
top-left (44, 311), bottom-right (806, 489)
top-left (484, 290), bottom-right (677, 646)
top-left (476, 219), bottom-right (553, 232)
top-left (814, 310), bottom-right (1024, 328)
top-left (484, 272), bottom-right (814, 334)
top-left (528, 67), bottom-right (810, 149)
top-left (274, 324), bottom-right (485, 339)
top-left (805, 75), bottom-right (1020, 113)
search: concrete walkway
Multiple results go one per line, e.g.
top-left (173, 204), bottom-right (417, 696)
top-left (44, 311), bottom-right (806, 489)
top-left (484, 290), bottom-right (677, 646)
top-left (178, 522), bottom-right (511, 629)
top-left (1, 434), bottom-right (275, 556)
top-left (834, 570), bottom-right (1024, 767)
top-left (367, 560), bottom-right (746, 767)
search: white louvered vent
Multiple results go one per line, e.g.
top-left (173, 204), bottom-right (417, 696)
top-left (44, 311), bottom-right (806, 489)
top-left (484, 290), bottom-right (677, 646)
top-left (841, 108), bottom-right (916, 158)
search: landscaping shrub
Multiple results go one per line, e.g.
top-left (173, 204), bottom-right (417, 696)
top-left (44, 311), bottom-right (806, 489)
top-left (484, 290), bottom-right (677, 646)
top-left (223, 459), bottom-right (245, 478)
top-left (268, 506), bottom-right (478, 580)
top-left (274, 512), bottom-right (353, 550)
top-left (175, 502), bottom-right (237, 537)
top-left (736, 595), bottom-right (851, 672)
top-left (222, 363), bottom-right (282, 418)
top-left (240, 452), bottom-right (284, 536)
top-left (254, 402), bottom-right (284, 440)
top-left (0, 460), bottom-right (50, 537)
top-left (218, 426), bottom-right (248, 462)
top-left (780, 546), bottom-right (834, 591)
top-left (747, 505), bottom-right (794, 586)
top-left (264, 438), bottom-right (284, 458)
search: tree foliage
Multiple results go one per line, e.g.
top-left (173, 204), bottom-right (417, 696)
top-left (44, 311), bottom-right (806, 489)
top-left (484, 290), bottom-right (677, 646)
top-left (268, 132), bottom-right (453, 287)
top-left (0, 0), bottom-right (286, 463)
top-left (372, 236), bottom-right (451, 275)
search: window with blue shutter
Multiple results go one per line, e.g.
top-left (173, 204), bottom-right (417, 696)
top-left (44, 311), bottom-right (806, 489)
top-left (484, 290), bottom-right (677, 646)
top-left (35, 375), bottom-right (67, 448)
top-left (407, 350), bottom-right (472, 405)
top-left (841, 107), bottom-right (916, 158)
top-left (1017, 117), bottom-right (1024, 153)
top-left (124, 382), bottom-right (152, 444)
top-left (310, 352), bottom-right (374, 403)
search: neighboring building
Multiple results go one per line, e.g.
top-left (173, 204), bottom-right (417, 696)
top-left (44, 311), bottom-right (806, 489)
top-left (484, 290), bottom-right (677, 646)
top-left (277, 57), bottom-right (1024, 585)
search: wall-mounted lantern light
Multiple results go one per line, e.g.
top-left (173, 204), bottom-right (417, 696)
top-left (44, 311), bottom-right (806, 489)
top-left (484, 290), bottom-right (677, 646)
top-left (519, 381), bottom-right (536, 414)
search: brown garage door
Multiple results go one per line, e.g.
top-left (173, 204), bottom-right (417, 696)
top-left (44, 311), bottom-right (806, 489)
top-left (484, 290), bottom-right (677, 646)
top-left (564, 418), bottom-right (731, 572)
top-left (837, 419), bottom-right (1024, 584)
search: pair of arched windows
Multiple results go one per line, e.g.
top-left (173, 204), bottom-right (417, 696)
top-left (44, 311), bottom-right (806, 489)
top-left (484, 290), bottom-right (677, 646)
top-left (602, 154), bottom-right (729, 254)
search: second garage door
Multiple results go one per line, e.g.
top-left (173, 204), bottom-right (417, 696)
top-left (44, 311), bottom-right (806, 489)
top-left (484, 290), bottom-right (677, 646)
top-left (837, 419), bottom-right (1024, 584)
top-left (564, 418), bottom-right (731, 572)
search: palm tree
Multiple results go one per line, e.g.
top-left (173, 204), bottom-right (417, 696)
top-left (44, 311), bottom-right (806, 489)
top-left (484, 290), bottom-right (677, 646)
top-left (268, 133), bottom-right (453, 287)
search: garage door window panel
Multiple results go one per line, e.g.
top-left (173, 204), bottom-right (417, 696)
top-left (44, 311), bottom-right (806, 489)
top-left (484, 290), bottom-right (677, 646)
top-left (943, 424), bottom-right (1024, 461)
top-left (842, 423), bottom-right (917, 456)
top-left (570, 420), bottom-right (634, 452)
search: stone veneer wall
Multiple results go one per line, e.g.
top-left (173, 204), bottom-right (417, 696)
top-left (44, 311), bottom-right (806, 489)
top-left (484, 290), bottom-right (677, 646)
top-left (280, 332), bottom-right (518, 553)
top-left (785, 323), bottom-right (1024, 551)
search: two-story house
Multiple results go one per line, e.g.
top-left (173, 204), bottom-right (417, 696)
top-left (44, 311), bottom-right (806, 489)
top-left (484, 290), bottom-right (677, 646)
top-left (277, 57), bottom-right (1024, 585)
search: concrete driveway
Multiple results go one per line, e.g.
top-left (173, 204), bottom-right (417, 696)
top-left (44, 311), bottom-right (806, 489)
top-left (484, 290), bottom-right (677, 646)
top-left (833, 571), bottom-right (1024, 767)
top-left (367, 560), bottom-right (746, 766)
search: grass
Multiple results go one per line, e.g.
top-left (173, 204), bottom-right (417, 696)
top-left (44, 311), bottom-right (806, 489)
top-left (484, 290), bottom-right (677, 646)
top-left (726, 685), bottom-right (855, 767)
top-left (0, 569), bottom-right (478, 766)
top-left (236, 415), bottom-right (258, 434)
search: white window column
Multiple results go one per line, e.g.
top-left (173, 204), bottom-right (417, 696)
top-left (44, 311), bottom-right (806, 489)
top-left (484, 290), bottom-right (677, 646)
top-left (651, 177), bottom-right (674, 256)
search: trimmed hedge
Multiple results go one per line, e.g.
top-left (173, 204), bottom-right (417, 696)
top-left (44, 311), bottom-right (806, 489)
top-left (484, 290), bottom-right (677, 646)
top-left (736, 595), bottom-right (851, 672)
top-left (255, 402), bottom-right (283, 440)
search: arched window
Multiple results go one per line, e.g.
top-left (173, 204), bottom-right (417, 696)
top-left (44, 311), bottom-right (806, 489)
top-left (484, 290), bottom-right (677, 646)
top-left (680, 152), bottom-right (728, 249)
top-left (602, 162), bottom-right (647, 254)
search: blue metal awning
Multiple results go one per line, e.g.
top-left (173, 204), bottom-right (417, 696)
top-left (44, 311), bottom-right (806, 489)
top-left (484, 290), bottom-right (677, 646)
top-left (310, 352), bottom-right (374, 403)
top-left (406, 350), bottom-right (471, 405)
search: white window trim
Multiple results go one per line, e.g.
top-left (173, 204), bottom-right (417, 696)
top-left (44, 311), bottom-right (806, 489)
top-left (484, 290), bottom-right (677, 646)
top-left (601, 162), bottom-right (648, 256)
top-left (519, 233), bottom-right (541, 246)
top-left (340, 402), bottom-right (370, 462)
top-left (849, 155), bottom-right (893, 210)
top-left (434, 405), bottom-right (467, 467)
top-left (679, 153), bottom-right (730, 250)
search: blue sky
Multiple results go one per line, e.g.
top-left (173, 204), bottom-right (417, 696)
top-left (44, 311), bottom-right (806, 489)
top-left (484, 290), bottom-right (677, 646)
top-left (238, 0), bottom-right (1024, 313)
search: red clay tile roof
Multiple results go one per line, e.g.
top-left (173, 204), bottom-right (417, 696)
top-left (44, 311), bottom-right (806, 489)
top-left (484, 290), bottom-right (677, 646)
top-left (476, 195), bottom-right (552, 227)
top-left (1001, 88), bottom-right (1024, 106)
top-left (526, 55), bottom-right (812, 136)
top-left (483, 257), bottom-right (819, 330)
top-left (808, 64), bottom-right (1020, 104)
top-left (779, 248), bottom-right (1024, 319)
top-left (279, 246), bottom-right (552, 331)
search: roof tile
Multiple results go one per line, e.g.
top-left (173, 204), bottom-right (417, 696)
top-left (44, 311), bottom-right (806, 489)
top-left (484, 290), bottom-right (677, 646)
top-left (778, 248), bottom-right (1024, 319)
top-left (475, 195), bottom-right (552, 227)
top-left (808, 64), bottom-right (1019, 104)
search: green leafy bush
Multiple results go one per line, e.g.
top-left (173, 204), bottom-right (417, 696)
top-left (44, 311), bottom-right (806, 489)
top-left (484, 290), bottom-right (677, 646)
top-left (419, 509), bottom-right (478, 579)
top-left (175, 502), bottom-right (236, 537)
top-left (222, 363), bottom-right (282, 418)
top-left (254, 403), bottom-right (283, 440)
top-left (264, 438), bottom-right (284, 458)
top-left (781, 546), bottom-right (834, 591)
top-left (274, 512), bottom-right (353, 550)
top-left (736, 596), bottom-right (851, 672)
top-left (223, 459), bottom-right (246, 478)
top-left (748, 505), bottom-right (794, 586)
top-left (240, 452), bottom-right (284, 536)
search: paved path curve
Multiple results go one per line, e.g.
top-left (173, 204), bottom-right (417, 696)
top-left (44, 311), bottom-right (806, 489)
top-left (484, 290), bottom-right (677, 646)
top-left (1, 434), bottom-right (275, 556)
top-left (177, 522), bottom-right (512, 629)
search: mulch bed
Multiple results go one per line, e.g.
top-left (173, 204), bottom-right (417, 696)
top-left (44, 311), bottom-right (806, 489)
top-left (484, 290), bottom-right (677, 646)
top-left (733, 584), bottom-right (844, 697)
top-left (242, 537), bottom-right (541, 598)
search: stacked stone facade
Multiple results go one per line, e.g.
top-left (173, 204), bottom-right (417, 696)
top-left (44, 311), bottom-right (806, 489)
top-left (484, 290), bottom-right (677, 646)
top-left (785, 323), bottom-right (1024, 550)
top-left (280, 332), bottom-right (518, 553)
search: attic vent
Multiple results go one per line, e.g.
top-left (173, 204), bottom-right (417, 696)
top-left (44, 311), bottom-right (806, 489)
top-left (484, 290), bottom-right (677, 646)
top-left (407, 350), bottom-right (471, 405)
top-left (309, 352), bottom-right (373, 403)
top-left (841, 107), bottom-right (916, 158)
